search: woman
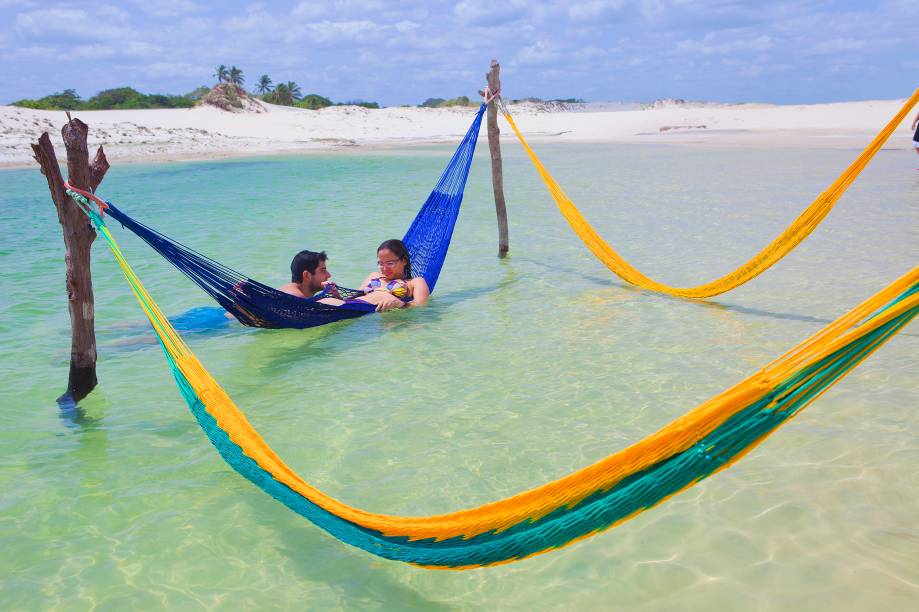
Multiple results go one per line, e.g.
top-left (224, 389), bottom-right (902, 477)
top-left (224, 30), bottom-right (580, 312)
top-left (317, 239), bottom-right (429, 311)
top-left (356, 239), bottom-right (430, 311)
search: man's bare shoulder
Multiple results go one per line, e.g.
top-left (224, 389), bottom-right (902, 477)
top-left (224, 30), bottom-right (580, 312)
top-left (278, 283), bottom-right (308, 298)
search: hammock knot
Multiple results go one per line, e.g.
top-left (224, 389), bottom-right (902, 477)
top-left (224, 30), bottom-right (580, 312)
top-left (65, 184), bottom-right (108, 217)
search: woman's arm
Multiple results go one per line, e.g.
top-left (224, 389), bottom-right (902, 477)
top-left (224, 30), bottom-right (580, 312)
top-left (408, 277), bottom-right (430, 306)
top-left (358, 272), bottom-right (378, 291)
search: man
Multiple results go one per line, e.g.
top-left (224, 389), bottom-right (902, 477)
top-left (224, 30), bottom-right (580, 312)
top-left (279, 250), bottom-right (333, 298)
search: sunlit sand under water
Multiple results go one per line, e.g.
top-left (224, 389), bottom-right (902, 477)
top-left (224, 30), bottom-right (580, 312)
top-left (0, 142), bottom-right (917, 609)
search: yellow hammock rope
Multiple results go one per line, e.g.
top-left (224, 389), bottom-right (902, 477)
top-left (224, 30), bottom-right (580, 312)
top-left (68, 185), bottom-right (917, 567)
top-left (91, 195), bottom-right (919, 547)
top-left (502, 89), bottom-right (919, 299)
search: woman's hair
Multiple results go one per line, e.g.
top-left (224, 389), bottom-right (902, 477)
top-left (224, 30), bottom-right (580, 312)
top-left (378, 239), bottom-right (412, 279)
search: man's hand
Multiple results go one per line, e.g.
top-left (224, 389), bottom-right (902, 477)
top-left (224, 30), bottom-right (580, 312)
top-left (322, 280), bottom-right (341, 299)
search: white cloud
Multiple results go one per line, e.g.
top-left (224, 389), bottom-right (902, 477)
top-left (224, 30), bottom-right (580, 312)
top-left (145, 61), bottom-right (206, 78)
top-left (568, 0), bottom-right (627, 23)
top-left (98, 5), bottom-right (130, 22)
top-left (806, 38), bottom-right (867, 55)
top-left (515, 40), bottom-right (561, 65)
top-left (70, 43), bottom-right (119, 59)
top-left (394, 20), bottom-right (420, 34)
top-left (126, 0), bottom-right (198, 18)
top-left (291, 1), bottom-right (328, 20)
top-left (176, 17), bottom-right (212, 35)
top-left (121, 40), bottom-right (161, 57)
top-left (1, 0), bottom-right (916, 106)
top-left (224, 9), bottom-right (276, 33)
top-left (333, 0), bottom-right (386, 13)
top-left (290, 20), bottom-right (388, 44)
top-left (15, 7), bottom-right (138, 42)
top-left (453, 0), bottom-right (527, 27)
top-left (677, 33), bottom-right (773, 55)
top-left (10, 44), bottom-right (56, 59)
top-left (16, 8), bottom-right (88, 33)
top-left (738, 63), bottom-right (792, 78)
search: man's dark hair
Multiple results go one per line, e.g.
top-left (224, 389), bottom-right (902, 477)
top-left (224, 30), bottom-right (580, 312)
top-left (290, 250), bottom-right (327, 282)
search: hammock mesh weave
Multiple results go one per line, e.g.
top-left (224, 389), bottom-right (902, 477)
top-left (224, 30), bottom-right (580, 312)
top-left (85, 103), bottom-right (486, 329)
top-left (69, 187), bottom-right (919, 569)
top-left (503, 89), bottom-right (919, 298)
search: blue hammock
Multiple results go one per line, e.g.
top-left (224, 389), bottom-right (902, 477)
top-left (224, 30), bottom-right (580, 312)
top-left (103, 104), bottom-right (486, 329)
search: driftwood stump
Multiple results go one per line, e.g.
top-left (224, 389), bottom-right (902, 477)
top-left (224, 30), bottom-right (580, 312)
top-left (485, 60), bottom-right (509, 258)
top-left (31, 118), bottom-right (109, 404)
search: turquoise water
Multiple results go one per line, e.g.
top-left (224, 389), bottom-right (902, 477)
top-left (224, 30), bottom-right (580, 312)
top-left (1, 140), bottom-right (917, 610)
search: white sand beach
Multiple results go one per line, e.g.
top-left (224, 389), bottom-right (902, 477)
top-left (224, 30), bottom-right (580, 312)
top-left (1, 96), bottom-right (915, 168)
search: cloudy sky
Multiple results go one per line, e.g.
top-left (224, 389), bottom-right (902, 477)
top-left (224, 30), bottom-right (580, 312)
top-left (1, 0), bottom-right (916, 106)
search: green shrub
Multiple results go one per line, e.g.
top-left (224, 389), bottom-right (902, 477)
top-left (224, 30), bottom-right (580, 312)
top-left (419, 96), bottom-right (476, 108)
top-left (297, 94), bottom-right (333, 110)
top-left (339, 100), bottom-right (379, 109)
top-left (12, 89), bottom-right (83, 110)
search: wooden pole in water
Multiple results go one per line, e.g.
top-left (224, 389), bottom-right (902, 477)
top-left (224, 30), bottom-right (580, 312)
top-left (484, 59), bottom-right (509, 258)
top-left (31, 116), bottom-right (110, 404)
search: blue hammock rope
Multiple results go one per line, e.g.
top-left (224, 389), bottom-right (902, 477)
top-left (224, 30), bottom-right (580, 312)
top-left (101, 104), bottom-right (486, 329)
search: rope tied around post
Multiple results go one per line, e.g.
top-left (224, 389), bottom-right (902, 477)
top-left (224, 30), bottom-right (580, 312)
top-left (65, 182), bottom-right (109, 217)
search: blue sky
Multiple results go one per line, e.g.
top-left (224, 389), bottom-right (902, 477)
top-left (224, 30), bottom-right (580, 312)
top-left (1, 0), bottom-right (916, 106)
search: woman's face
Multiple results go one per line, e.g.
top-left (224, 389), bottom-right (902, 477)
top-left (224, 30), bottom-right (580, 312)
top-left (377, 248), bottom-right (405, 279)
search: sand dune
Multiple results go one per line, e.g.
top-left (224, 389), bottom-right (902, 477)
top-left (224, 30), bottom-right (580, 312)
top-left (1, 97), bottom-right (915, 168)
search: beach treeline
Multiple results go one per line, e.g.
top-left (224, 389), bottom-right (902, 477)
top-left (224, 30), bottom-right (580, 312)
top-left (11, 87), bottom-right (199, 111)
top-left (242, 68), bottom-right (379, 109)
top-left (9, 62), bottom-right (585, 110)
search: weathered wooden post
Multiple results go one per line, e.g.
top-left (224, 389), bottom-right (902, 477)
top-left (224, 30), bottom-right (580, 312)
top-left (31, 116), bottom-right (109, 404)
top-left (484, 59), bottom-right (509, 257)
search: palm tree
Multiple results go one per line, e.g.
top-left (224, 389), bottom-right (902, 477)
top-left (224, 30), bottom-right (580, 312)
top-left (285, 81), bottom-right (302, 101)
top-left (228, 65), bottom-right (244, 86)
top-left (213, 64), bottom-right (228, 84)
top-left (255, 74), bottom-right (273, 95)
top-left (273, 83), bottom-right (292, 105)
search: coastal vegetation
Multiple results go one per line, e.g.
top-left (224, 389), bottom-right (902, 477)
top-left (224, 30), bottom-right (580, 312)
top-left (8, 64), bottom-right (381, 111)
top-left (251, 71), bottom-right (379, 109)
top-left (11, 87), bottom-right (197, 110)
top-left (12, 65), bottom-right (583, 112)
top-left (420, 96), bottom-right (478, 108)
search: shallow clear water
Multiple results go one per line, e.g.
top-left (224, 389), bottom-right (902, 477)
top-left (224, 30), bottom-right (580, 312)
top-left (1, 139), bottom-right (917, 610)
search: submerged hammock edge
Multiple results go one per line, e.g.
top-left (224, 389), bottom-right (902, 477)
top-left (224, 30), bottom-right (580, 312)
top-left (73, 186), bottom-right (919, 569)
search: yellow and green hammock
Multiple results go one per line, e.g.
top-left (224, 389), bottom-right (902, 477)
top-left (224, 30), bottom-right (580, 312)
top-left (502, 89), bottom-right (919, 298)
top-left (69, 189), bottom-right (918, 569)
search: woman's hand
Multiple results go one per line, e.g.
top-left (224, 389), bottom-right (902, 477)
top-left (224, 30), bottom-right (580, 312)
top-left (355, 290), bottom-right (404, 311)
top-left (373, 293), bottom-right (404, 312)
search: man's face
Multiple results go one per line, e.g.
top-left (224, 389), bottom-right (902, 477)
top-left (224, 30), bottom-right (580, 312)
top-left (304, 260), bottom-right (331, 294)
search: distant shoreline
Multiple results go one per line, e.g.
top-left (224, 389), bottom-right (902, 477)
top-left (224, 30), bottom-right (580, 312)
top-left (2, 97), bottom-right (915, 170)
